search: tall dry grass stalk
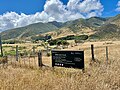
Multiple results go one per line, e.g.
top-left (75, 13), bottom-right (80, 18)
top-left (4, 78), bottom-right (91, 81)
top-left (0, 44), bottom-right (120, 90)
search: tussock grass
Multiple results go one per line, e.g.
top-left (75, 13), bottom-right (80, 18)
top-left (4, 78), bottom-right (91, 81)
top-left (0, 42), bottom-right (120, 90)
top-left (0, 58), bottom-right (120, 90)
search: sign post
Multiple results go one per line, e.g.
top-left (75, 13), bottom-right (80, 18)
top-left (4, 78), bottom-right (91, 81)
top-left (91, 44), bottom-right (95, 61)
top-left (51, 50), bottom-right (84, 69)
top-left (16, 45), bottom-right (18, 61)
top-left (106, 46), bottom-right (108, 64)
top-left (0, 36), bottom-right (3, 57)
top-left (38, 51), bottom-right (42, 67)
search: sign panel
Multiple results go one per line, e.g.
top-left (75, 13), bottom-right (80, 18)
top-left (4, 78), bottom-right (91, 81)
top-left (52, 50), bottom-right (84, 69)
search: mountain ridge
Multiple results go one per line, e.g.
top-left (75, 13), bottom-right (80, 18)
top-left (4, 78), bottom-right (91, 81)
top-left (0, 14), bottom-right (120, 40)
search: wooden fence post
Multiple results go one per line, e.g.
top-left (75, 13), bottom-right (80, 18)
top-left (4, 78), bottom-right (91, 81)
top-left (106, 46), bottom-right (108, 64)
top-left (0, 36), bottom-right (3, 57)
top-left (91, 44), bottom-right (95, 61)
top-left (47, 45), bottom-right (49, 53)
top-left (38, 51), bottom-right (42, 67)
top-left (16, 45), bottom-right (18, 61)
top-left (32, 46), bottom-right (35, 55)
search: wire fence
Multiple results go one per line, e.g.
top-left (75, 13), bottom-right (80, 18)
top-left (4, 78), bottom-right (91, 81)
top-left (0, 44), bottom-right (120, 69)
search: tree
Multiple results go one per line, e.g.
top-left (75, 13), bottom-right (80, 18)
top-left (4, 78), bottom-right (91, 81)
top-left (62, 40), bottom-right (69, 48)
top-left (44, 35), bottom-right (52, 42)
top-left (56, 40), bottom-right (62, 46)
top-left (75, 39), bottom-right (84, 46)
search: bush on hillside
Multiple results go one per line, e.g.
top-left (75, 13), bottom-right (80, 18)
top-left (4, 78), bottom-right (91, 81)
top-left (2, 40), bottom-right (23, 44)
top-left (75, 35), bottom-right (88, 40)
top-left (31, 35), bottom-right (52, 42)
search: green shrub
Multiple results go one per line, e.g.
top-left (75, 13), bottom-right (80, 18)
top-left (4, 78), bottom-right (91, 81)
top-left (2, 40), bottom-right (24, 44)
top-left (48, 39), bottom-right (57, 46)
top-left (4, 50), bottom-right (16, 56)
top-left (56, 40), bottom-right (62, 46)
top-left (62, 40), bottom-right (69, 46)
top-left (59, 35), bottom-right (75, 40)
top-left (75, 35), bottom-right (88, 40)
top-left (31, 35), bottom-right (52, 41)
top-left (89, 35), bottom-right (100, 39)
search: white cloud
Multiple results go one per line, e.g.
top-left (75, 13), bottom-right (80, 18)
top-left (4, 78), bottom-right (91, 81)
top-left (67, 0), bottom-right (103, 14)
top-left (116, 1), bottom-right (120, 11)
top-left (0, 0), bottom-right (103, 31)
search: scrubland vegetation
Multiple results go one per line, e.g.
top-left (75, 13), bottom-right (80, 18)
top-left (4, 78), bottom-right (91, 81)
top-left (0, 41), bottom-right (120, 90)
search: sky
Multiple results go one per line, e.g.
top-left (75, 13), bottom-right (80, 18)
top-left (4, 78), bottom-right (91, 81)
top-left (0, 0), bottom-right (120, 31)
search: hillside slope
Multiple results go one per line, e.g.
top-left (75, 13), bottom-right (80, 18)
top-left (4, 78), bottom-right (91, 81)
top-left (0, 22), bottom-right (59, 40)
top-left (42, 17), bottom-right (107, 39)
top-left (1, 14), bottom-right (120, 40)
top-left (90, 24), bottom-right (120, 40)
top-left (90, 15), bottom-right (120, 40)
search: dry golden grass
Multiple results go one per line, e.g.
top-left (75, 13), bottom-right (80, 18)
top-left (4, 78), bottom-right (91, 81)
top-left (42, 26), bottom-right (95, 39)
top-left (0, 41), bottom-right (120, 90)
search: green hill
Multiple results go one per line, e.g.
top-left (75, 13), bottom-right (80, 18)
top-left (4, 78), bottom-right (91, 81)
top-left (108, 14), bottom-right (120, 27)
top-left (86, 17), bottom-right (107, 28)
top-left (89, 14), bottom-right (120, 40)
top-left (0, 22), bottom-right (59, 40)
top-left (90, 24), bottom-right (120, 40)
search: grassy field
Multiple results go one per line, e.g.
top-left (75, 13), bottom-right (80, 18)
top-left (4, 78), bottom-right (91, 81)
top-left (0, 41), bottom-right (120, 90)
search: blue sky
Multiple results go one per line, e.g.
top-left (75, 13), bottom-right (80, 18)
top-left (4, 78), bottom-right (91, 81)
top-left (0, 0), bottom-right (119, 17)
top-left (100, 0), bottom-right (120, 17)
top-left (0, 0), bottom-right (120, 31)
top-left (0, 0), bottom-right (46, 15)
